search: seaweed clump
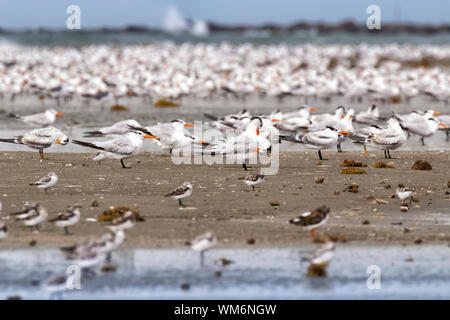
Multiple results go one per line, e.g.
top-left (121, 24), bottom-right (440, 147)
top-left (110, 104), bottom-right (128, 111)
top-left (154, 99), bottom-right (180, 107)
top-left (97, 206), bottom-right (144, 222)
top-left (372, 162), bottom-right (395, 168)
top-left (340, 159), bottom-right (367, 167)
top-left (411, 160), bottom-right (432, 170)
top-left (306, 264), bottom-right (328, 277)
top-left (340, 167), bottom-right (367, 174)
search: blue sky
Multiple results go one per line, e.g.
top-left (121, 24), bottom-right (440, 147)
top-left (0, 0), bottom-right (448, 29)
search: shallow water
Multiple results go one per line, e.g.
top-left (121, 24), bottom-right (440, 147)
top-left (0, 245), bottom-right (449, 299)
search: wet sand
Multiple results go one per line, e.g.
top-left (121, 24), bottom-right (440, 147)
top-left (0, 151), bottom-right (449, 248)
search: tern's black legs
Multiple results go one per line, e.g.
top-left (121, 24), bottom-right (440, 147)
top-left (337, 143), bottom-right (342, 153)
top-left (318, 150), bottom-right (323, 160)
top-left (242, 163), bottom-right (248, 171)
top-left (420, 137), bottom-right (425, 146)
top-left (384, 149), bottom-right (392, 159)
top-left (446, 131), bottom-right (449, 141)
top-left (120, 159), bottom-right (130, 169)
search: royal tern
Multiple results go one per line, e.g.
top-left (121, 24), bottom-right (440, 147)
top-left (354, 105), bottom-right (383, 125)
top-left (348, 125), bottom-right (383, 154)
top-left (73, 129), bottom-right (153, 168)
top-left (30, 172), bottom-right (58, 194)
top-left (191, 231), bottom-right (217, 267)
top-left (83, 119), bottom-right (142, 137)
top-left (206, 117), bottom-right (270, 170)
top-left (0, 127), bottom-right (68, 161)
top-left (365, 118), bottom-right (406, 159)
top-left (288, 205), bottom-right (330, 239)
top-left (144, 120), bottom-right (206, 155)
top-left (280, 127), bottom-right (349, 160)
top-left (9, 109), bottom-right (64, 127)
top-left (398, 117), bottom-right (447, 146)
top-left (165, 182), bottom-right (193, 207)
top-left (50, 206), bottom-right (81, 235)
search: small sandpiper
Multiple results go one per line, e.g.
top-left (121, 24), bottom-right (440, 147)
top-left (191, 231), bottom-right (217, 267)
top-left (165, 182), bottom-right (193, 207)
top-left (14, 203), bottom-right (48, 232)
top-left (107, 210), bottom-right (135, 232)
top-left (288, 205), bottom-right (330, 239)
top-left (244, 171), bottom-right (265, 191)
top-left (50, 206), bottom-right (81, 235)
top-left (396, 185), bottom-right (416, 205)
top-left (30, 172), bottom-right (58, 194)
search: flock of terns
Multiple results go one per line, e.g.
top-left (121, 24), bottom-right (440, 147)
top-left (0, 102), bottom-right (446, 298)
top-left (1, 43), bottom-right (450, 103)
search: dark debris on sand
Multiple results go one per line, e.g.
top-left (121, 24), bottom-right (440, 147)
top-left (411, 160), bottom-right (432, 170)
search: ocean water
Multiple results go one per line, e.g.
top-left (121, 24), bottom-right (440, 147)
top-left (1, 31), bottom-right (450, 47)
top-left (0, 245), bottom-right (449, 299)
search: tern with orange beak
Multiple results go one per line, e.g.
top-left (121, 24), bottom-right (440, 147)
top-left (204, 117), bottom-right (270, 170)
top-left (72, 128), bottom-right (154, 168)
top-left (280, 127), bottom-right (350, 160)
top-left (144, 119), bottom-right (207, 155)
top-left (0, 126), bottom-right (68, 161)
top-left (9, 109), bottom-right (64, 127)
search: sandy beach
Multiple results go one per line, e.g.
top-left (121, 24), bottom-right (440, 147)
top-left (0, 151), bottom-right (449, 248)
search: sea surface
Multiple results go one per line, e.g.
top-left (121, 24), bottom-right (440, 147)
top-left (0, 245), bottom-right (449, 299)
top-left (1, 30), bottom-right (450, 47)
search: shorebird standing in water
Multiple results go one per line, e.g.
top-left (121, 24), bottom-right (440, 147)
top-left (191, 231), bottom-right (217, 267)
top-left (165, 182), bottom-right (193, 208)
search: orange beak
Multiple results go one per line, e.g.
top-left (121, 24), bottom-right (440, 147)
top-left (271, 118), bottom-right (281, 122)
top-left (56, 112), bottom-right (64, 117)
top-left (439, 123), bottom-right (448, 128)
top-left (55, 139), bottom-right (61, 144)
top-left (339, 130), bottom-right (350, 134)
top-left (433, 111), bottom-right (440, 116)
top-left (253, 147), bottom-right (261, 153)
top-left (309, 107), bottom-right (317, 112)
top-left (184, 123), bottom-right (194, 127)
top-left (144, 134), bottom-right (157, 139)
top-left (348, 115), bottom-right (352, 120)
top-left (256, 128), bottom-right (260, 136)
top-left (341, 115), bottom-right (345, 119)
top-left (199, 140), bottom-right (208, 144)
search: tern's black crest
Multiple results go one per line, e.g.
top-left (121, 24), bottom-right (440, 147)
top-left (250, 116), bottom-right (263, 127)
